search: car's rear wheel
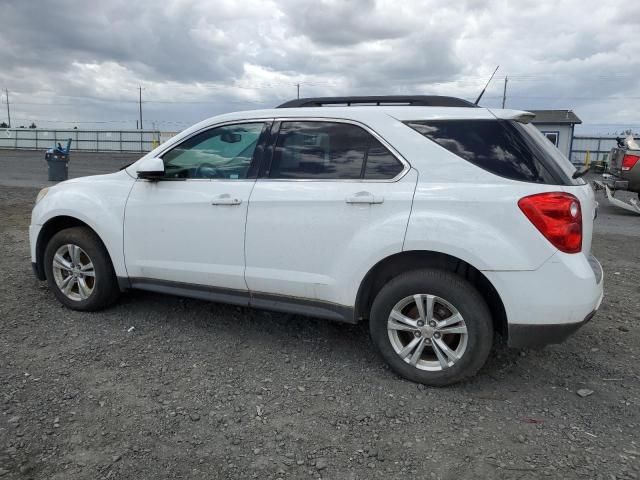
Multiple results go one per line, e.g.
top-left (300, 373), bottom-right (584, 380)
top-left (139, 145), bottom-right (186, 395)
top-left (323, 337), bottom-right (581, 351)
top-left (44, 227), bottom-right (119, 311)
top-left (369, 269), bottom-right (493, 386)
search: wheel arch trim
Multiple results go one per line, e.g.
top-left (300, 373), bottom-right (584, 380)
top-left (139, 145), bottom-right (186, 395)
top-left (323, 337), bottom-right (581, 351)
top-left (35, 214), bottom-right (121, 280)
top-left (354, 249), bottom-right (508, 337)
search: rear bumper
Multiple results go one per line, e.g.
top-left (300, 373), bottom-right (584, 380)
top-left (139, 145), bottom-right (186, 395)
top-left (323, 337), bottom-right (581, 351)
top-left (605, 170), bottom-right (640, 192)
top-left (484, 252), bottom-right (604, 348)
top-left (508, 307), bottom-right (599, 349)
top-left (627, 168), bottom-right (640, 192)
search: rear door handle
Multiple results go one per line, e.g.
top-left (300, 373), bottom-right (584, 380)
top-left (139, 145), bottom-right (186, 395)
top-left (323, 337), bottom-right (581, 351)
top-left (212, 194), bottom-right (242, 206)
top-left (345, 191), bottom-right (384, 204)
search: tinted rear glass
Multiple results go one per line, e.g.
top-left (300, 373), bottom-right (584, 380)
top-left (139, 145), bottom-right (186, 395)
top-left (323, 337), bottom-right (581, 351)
top-left (364, 142), bottom-right (404, 179)
top-left (269, 121), bottom-right (404, 180)
top-left (405, 119), bottom-right (566, 184)
top-left (270, 121), bottom-right (367, 179)
top-left (520, 123), bottom-right (584, 185)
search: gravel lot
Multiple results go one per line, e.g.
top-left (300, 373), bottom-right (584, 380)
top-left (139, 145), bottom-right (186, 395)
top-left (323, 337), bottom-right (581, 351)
top-left (0, 151), bottom-right (639, 479)
top-left (0, 150), bottom-right (141, 188)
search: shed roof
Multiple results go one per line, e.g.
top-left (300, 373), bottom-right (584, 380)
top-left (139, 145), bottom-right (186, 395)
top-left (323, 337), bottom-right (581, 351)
top-left (528, 109), bottom-right (582, 124)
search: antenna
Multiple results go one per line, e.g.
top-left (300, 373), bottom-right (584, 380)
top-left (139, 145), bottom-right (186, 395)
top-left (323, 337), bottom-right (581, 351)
top-left (501, 76), bottom-right (508, 108)
top-left (474, 65), bottom-right (499, 105)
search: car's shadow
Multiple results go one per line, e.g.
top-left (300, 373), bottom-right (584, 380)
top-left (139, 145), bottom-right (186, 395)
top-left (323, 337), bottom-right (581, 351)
top-left (97, 288), bottom-right (532, 392)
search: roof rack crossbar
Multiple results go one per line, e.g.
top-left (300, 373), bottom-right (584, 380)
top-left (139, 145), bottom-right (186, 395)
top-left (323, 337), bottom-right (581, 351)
top-left (276, 96), bottom-right (476, 109)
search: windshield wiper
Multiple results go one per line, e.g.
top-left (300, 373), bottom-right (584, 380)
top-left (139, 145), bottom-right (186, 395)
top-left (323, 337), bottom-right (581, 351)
top-left (572, 165), bottom-right (590, 179)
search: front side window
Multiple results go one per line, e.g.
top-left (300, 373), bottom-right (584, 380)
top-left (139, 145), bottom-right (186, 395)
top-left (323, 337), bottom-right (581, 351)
top-left (269, 121), bottom-right (404, 180)
top-left (161, 122), bottom-right (265, 179)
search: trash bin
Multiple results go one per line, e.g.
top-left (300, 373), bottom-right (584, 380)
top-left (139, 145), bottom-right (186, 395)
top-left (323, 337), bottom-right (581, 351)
top-left (45, 151), bottom-right (69, 181)
top-left (45, 138), bottom-right (72, 181)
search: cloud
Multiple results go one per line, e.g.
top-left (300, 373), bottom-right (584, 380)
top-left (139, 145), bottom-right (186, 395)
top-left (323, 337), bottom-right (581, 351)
top-left (0, 0), bottom-right (638, 133)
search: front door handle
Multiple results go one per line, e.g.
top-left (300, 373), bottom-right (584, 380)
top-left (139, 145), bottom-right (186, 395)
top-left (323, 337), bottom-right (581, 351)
top-left (345, 191), bottom-right (384, 204)
top-left (212, 194), bottom-right (242, 206)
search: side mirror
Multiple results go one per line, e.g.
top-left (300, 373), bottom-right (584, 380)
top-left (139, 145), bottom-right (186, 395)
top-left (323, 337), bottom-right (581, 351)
top-left (136, 157), bottom-right (165, 180)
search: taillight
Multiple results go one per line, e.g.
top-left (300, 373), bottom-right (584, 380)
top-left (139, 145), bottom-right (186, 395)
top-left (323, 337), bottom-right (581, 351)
top-left (518, 192), bottom-right (582, 254)
top-left (622, 154), bottom-right (640, 171)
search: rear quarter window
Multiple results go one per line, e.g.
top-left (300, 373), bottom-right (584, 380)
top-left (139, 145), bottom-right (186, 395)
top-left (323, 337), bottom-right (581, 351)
top-left (405, 119), bottom-right (570, 185)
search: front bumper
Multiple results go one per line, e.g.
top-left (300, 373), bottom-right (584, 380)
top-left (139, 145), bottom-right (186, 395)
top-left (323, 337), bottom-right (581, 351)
top-left (29, 224), bottom-right (46, 280)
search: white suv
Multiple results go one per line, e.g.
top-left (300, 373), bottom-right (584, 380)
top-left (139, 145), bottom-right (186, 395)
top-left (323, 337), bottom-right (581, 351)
top-left (29, 96), bottom-right (603, 385)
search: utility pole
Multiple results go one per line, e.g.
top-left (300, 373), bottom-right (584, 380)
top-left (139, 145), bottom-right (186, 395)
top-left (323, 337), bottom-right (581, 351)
top-left (138, 86), bottom-right (143, 130)
top-left (4, 88), bottom-right (10, 128)
top-left (296, 83), bottom-right (300, 99)
top-left (501, 76), bottom-right (508, 109)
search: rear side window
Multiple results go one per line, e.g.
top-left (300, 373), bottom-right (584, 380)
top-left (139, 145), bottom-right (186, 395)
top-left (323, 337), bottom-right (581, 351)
top-left (269, 121), bottom-right (404, 180)
top-left (405, 119), bottom-right (561, 184)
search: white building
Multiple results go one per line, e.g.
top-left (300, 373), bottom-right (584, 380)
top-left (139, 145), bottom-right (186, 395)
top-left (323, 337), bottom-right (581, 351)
top-left (528, 110), bottom-right (582, 160)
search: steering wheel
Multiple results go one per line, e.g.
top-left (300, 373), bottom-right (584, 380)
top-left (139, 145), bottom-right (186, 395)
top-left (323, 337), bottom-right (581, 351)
top-left (195, 162), bottom-right (223, 179)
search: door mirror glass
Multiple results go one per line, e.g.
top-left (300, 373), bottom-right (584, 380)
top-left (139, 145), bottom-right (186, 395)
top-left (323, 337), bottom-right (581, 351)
top-left (136, 157), bottom-right (165, 180)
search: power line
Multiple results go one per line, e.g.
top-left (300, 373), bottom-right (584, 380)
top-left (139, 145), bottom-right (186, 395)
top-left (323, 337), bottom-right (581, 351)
top-left (483, 95), bottom-right (640, 100)
top-left (8, 117), bottom-right (193, 125)
top-left (9, 94), bottom-right (640, 108)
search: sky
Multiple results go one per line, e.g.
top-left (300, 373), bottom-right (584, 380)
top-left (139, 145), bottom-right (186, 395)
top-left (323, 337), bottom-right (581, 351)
top-left (0, 0), bottom-right (639, 134)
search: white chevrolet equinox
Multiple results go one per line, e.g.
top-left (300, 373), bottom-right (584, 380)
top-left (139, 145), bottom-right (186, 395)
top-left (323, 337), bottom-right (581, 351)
top-left (30, 96), bottom-right (604, 385)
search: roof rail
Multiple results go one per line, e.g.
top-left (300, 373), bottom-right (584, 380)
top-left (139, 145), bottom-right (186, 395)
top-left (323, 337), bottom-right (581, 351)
top-left (276, 95), bottom-right (477, 109)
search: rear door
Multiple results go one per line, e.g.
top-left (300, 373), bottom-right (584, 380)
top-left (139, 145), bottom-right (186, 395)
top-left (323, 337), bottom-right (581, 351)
top-left (244, 119), bottom-right (417, 308)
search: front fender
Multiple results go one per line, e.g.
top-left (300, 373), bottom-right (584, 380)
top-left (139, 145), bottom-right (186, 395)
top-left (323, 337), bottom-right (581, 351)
top-left (31, 171), bottom-right (135, 277)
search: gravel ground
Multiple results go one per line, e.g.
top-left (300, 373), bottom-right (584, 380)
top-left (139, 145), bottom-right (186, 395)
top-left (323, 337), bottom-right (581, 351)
top-left (0, 150), bottom-right (141, 188)
top-left (0, 154), bottom-right (639, 479)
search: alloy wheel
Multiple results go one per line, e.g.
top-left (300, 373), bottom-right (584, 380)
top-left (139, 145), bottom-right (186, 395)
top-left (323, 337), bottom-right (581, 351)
top-left (51, 244), bottom-right (96, 301)
top-left (387, 294), bottom-right (468, 371)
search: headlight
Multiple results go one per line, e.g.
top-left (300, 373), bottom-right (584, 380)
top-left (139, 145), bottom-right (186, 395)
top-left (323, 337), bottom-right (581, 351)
top-left (35, 187), bottom-right (49, 204)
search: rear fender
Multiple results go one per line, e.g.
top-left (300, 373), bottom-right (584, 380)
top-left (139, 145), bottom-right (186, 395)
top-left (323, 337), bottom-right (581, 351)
top-left (404, 183), bottom-right (559, 271)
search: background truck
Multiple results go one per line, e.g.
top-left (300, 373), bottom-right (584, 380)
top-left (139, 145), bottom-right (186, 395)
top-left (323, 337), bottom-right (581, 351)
top-left (593, 136), bottom-right (640, 214)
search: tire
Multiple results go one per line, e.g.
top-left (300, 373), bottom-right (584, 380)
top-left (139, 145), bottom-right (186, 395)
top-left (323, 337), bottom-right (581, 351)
top-left (369, 269), bottom-right (493, 386)
top-left (44, 227), bottom-right (120, 311)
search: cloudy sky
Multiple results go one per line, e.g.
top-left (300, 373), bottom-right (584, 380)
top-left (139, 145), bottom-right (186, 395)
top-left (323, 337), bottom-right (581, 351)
top-left (0, 0), bottom-right (638, 133)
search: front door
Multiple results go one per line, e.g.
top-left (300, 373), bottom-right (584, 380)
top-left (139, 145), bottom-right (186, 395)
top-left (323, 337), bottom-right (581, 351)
top-left (124, 121), bottom-right (269, 292)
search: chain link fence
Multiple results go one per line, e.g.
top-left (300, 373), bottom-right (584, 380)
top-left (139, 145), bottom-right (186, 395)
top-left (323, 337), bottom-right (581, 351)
top-left (571, 135), bottom-right (640, 164)
top-left (4, 129), bottom-right (634, 163)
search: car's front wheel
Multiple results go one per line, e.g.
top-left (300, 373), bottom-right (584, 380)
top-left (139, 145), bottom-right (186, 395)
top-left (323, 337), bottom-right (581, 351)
top-left (369, 269), bottom-right (493, 386)
top-left (44, 227), bottom-right (120, 311)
